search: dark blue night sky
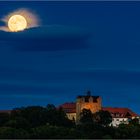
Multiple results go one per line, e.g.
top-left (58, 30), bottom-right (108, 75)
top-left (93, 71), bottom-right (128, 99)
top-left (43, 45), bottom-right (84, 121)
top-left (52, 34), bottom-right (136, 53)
top-left (0, 1), bottom-right (140, 114)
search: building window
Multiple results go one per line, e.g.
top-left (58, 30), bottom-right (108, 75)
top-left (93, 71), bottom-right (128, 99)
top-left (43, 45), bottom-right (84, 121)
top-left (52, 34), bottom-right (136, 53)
top-left (93, 98), bottom-right (97, 103)
top-left (85, 97), bottom-right (89, 102)
top-left (116, 113), bottom-right (120, 117)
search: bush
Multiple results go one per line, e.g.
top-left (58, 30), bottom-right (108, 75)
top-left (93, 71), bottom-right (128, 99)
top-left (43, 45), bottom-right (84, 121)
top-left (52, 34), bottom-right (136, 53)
top-left (0, 127), bottom-right (29, 139)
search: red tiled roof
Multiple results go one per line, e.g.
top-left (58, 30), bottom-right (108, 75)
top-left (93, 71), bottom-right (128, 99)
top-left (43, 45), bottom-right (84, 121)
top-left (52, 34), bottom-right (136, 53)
top-left (59, 102), bottom-right (76, 113)
top-left (59, 103), bottom-right (139, 118)
top-left (102, 107), bottom-right (139, 118)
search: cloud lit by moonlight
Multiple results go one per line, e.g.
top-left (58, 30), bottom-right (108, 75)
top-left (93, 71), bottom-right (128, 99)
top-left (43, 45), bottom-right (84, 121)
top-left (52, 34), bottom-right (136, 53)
top-left (0, 8), bottom-right (40, 32)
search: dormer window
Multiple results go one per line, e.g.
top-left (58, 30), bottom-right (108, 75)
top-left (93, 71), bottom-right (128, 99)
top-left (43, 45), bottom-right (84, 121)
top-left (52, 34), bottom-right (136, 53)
top-left (116, 113), bottom-right (120, 117)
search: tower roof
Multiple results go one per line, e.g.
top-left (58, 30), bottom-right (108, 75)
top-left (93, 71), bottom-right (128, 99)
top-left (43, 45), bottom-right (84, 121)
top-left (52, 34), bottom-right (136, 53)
top-left (77, 91), bottom-right (100, 99)
top-left (77, 95), bottom-right (100, 100)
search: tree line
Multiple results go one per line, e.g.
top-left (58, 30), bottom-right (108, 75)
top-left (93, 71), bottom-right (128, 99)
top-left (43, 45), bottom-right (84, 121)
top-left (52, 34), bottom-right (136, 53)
top-left (0, 104), bottom-right (139, 138)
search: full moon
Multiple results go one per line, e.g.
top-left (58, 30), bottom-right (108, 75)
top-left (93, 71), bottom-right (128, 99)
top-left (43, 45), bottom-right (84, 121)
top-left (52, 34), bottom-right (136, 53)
top-left (8, 15), bottom-right (27, 32)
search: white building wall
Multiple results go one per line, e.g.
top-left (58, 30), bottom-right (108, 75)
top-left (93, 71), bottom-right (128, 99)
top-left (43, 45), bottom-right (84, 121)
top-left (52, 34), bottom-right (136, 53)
top-left (66, 112), bottom-right (140, 127)
top-left (110, 118), bottom-right (129, 127)
top-left (66, 113), bottom-right (76, 121)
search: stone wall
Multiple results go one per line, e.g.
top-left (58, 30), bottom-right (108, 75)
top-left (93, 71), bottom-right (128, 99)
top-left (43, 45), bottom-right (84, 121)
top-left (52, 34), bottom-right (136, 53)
top-left (76, 95), bottom-right (102, 122)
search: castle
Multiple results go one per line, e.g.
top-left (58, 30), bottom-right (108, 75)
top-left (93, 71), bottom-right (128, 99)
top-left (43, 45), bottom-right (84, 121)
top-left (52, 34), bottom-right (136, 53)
top-left (60, 91), bottom-right (139, 127)
top-left (76, 91), bottom-right (101, 122)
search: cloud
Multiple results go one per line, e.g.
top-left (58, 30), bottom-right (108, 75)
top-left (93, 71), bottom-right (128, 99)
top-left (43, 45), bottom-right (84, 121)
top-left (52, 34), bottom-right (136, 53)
top-left (0, 25), bottom-right (91, 51)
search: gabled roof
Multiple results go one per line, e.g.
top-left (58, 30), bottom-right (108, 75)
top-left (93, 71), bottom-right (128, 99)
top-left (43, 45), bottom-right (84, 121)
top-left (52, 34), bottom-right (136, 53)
top-left (102, 107), bottom-right (139, 118)
top-left (59, 102), bottom-right (76, 113)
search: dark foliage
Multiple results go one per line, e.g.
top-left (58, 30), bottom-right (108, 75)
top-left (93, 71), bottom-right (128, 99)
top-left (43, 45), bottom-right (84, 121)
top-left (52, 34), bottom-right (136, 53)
top-left (80, 109), bottom-right (94, 124)
top-left (94, 110), bottom-right (112, 126)
top-left (0, 113), bottom-right (10, 126)
top-left (0, 105), bottom-right (139, 138)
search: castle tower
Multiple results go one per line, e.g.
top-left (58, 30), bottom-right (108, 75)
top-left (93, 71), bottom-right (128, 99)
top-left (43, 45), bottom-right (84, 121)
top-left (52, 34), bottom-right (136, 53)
top-left (76, 91), bottom-right (102, 122)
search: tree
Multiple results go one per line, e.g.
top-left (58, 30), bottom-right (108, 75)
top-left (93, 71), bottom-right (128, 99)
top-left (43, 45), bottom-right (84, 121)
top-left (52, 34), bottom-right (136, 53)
top-left (117, 123), bottom-right (140, 139)
top-left (45, 104), bottom-right (74, 127)
top-left (79, 109), bottom-right (94, 124)
top-left (94, 110), bottom-right (112, 126)
top-left (11, 106), bottom-right (48, 127)
top-left (0, 112), bottom-right (10, 126)
top-left (10, 104), bottom-right (73, 128)
top-left (31, 124), bottom-right (77, 139)
top-left (129, 118), bottom-right (139, 126)
top-left (5, 117), bottom-right (31, 129)
top-left (0, 127), bottom-right (29, 139)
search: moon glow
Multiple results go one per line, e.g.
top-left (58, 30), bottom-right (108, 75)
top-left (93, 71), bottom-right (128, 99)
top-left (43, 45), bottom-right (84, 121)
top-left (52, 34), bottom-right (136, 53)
top-left (8, 15), bottom-right (27, 32)
top-left (0, 9), bottom-right (39, 32)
